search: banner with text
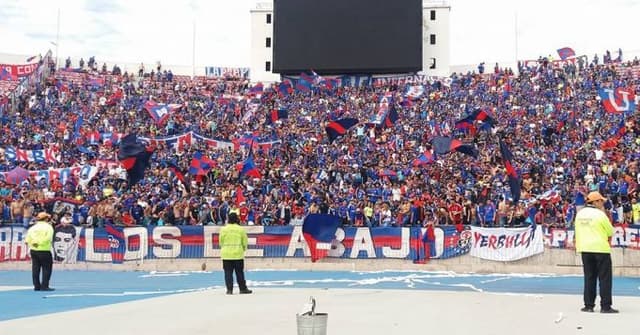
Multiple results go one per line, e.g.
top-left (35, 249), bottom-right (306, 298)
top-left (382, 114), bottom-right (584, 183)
top-left (470, 225), bottom-right (544, 261)
top-left (0, 226), bottom-right (469, 263)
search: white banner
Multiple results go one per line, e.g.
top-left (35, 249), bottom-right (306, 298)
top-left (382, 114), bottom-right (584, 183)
top-left (470, 225), bottom-right (544, 261)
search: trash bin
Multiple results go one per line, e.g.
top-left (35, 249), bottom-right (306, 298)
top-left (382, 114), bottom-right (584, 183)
top-left (296, 296), bottom-right (327, 335)
top-left (296, 313), bottom-right (328, 335)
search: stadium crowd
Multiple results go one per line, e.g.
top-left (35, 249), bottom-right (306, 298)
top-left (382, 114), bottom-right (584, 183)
top-left (0, 51), bottom-right (639, 231)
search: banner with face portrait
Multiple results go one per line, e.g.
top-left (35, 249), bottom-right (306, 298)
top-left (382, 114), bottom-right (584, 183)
top-left (53, 225), bottom-right (82, 264)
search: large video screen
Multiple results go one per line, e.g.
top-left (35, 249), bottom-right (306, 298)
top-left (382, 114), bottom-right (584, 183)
top-left (273, 0), bottom-right (422, 75)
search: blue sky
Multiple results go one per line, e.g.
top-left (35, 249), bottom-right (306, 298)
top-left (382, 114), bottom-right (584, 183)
top-left (1, 0), bottom-right (639, 68)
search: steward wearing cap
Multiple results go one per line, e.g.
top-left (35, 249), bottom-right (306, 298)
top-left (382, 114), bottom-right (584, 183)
top-left (574, 191), bottom-right (617, 313)
top-left (25, 212), bottom-right (55, 291)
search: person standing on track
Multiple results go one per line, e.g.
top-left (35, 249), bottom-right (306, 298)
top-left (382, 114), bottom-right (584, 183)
top-left (219, 213), bottom-right (252, 295)
top-left (25, 212), bottom-right (55, 291)
top-left (575, 191), bottom-right (618, 313)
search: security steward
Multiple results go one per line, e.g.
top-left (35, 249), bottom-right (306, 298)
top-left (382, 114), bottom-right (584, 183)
top-left (25, 212), bottom-right (55, 291)
top-left (219, 213), bottom-right (252, 295)
top-left (574, 191), bottom-right (618, 313)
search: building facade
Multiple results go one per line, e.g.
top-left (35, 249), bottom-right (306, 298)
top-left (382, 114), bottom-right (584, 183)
top-left (249, 1), bottom-right (451, 82)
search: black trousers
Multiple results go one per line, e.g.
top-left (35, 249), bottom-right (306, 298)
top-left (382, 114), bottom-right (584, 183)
top-left (31, 250), bottom-right (53, 290)
top-left (222, 259), bottom-right (247, 292)
top-left (581, 252), bottom-right (612, 309)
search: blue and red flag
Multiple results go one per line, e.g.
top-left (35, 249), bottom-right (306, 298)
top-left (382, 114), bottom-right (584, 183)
top-left (382, 106), bottom-right (399, 128)
top-left (144, 101), bottom-right (181, 125)
top-left (104, 223), bottom-right (125, 263)
top-left (598, 87), bottom-right (636, 114)
top-left (238, 143), bottom-right (261, 179)
top-left (0, 68), bottom-right (17, 81)
top-left (266, 108), bottom-right (288, 124)
top-left (454, 118), bottom-right (476, 135)
top-left (189, 151), bottom-right (216, 176)
top-left (278, 81), bottom-right (293, 96)
top-left (296, 72), bottom-right (314, 92)
top-left (499, 139), bottom-right (521, 203)
top-left (302, 213), bottom-right (341, 262)
top-left (118, 133), bottom-right (154, 186)
top-left (167, 161), bottom-right (190, 192)
top-left (412, 151), bottom-right (434, 166)
top-left (431, 136), bottom-right (478, 158)
top-left (614, 118), bottom-right (627, 139)
top-left (249, 82), bottom-right (264, 96)
top-left (325, 118), bottom-right (358, 143)
top-left (556, 47), bottom-right (576, 60)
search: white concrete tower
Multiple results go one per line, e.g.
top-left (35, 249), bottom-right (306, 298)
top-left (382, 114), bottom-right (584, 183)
top-left (249, 2), bottom-right (280, 83)
top-left (421, 1), bottom-right (451, 76)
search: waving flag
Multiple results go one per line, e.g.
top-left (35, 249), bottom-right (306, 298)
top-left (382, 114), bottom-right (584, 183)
top-left (144, 101), bottom-right (182, 125)
top-left (454, 119), bottom-right (476, 135)
top-left (118, 133), bottom-right (154, 186)
top-left (26, 55), bottom-right (38, 62)
top-left (278, 81), bottom-right (293, 96)
top-left (468, 108), bottom-right (497, 128)
top-left (189, 151), bottom-right (216, 176)
top-left (238, 143), bottom-right (261, 179)
top-left (383, 106), bottom-right (399, 128)
top-left (296, 72), bottom-right (314, 92)
top-left (431, 136), bottom-right (478, 158)
top-left (0, 68), bottom-right (17, 81)
top-left (325, 118), bottom-right (358, 143)
top-left (499, 139), bottom-right (521, 203)
top-left (249, 82), bottom-right (264, 96)
top-left (404, 85), bottom-right (425, 100)
top-left (556, 47), bottom-right (576, 60)
top-left (266, 108), bottom-right (288, 124)
top-left (413, 151), bottom-right (434, 166)
top-left (598, 87), bottom-right (636, 114)
top-left (302, 214), bottom-right (341, 262)
top-left (167, 161), bottom-right (190, 192)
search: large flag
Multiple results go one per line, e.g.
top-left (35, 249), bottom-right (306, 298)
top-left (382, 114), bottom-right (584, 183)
top-left (556, 47), bottom-right (576, 60)
top-left (189, 151), bottom-right (216, 176)
top-left (499, 139), bottom-right (521, 203)
top-left (144, 101), bottom-right (182, 125)
top-left (266, 108), bottom-right (288, 124)
top-left (302, 214), bottom-right (341, 262)
top-left (382, 106), bottom-right (399, 128)
top-left (118, 133), bottom-right (154, 185)
top-left (167, 161), bottom-right (189, 192)
top-left (412, 151), bottom-right (434, 166)
top-left (458, 108), bottom-right (497, 130)
top-left (278, 81), bottom-right (293, 96)
top-left (238, 144), bottom-right (261, 179)
top-left (598, 87), bottom-right (636, 114)
top-left (325, 118), bottom-right (358, 143)
top-left (296, 72), bottom-right (314, 92)
top-left (431, 136), bottom-right (478, 158)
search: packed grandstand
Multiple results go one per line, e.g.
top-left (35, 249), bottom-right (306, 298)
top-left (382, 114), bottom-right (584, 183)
top-left (0, 50), bottom-right (639, 243)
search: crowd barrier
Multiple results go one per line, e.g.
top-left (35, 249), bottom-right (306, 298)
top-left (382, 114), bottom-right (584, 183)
top-left (2, 224), bottom-right (639, 264)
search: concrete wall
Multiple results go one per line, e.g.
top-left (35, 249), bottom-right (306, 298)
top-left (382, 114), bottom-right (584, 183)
top-left (2, 248), bottom-right (639, 276)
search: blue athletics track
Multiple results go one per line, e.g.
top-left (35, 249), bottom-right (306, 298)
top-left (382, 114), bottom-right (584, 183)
top-left (0, 269), bottom-right (639, 335)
